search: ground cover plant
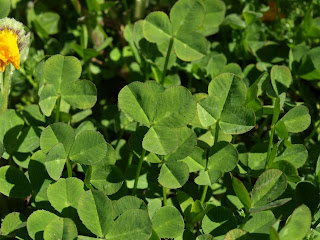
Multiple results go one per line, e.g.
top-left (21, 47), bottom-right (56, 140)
top-left (0, 0), bottom-right (320, 239)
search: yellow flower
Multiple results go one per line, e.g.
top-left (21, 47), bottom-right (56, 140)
top-left (0, 28), bottom-right (20, 72)
top-left (0, 18), bottom-right (31, 73)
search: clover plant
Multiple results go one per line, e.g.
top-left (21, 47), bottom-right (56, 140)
top-left (1, 0), bottom-right (320, 239)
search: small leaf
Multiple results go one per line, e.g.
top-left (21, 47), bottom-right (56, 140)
top-left (275, 120), bottom-right (288, 139)
top-left (0, 110), bottom-right (24, 145)
top-left (40, 123), bottom-right (75, 154)
top-left (61, 80), bottom-right (97, 109)
top-left (0, 212), bottom-right (27, 236)
top-left (166, 127), bottom-right (197, 161)
top-left (170, 0), bottom-right (205, 35)
top-left (158, 161), bottom-right (189, 189)
top-left (208, 73), bottom-right (247, 108)
top-left (220, 106), bottom-right (255, 134)
top-left (91, 165), bottom-right (124, 195)
top-left (152, 206), bottom-right (185, 238)
top-left (142, 126), bottom-right (178, 155)
top-left (43, 218), bottom-right (78, 240)
top-left (39, 84), bottom-right (58, 117)
top-left (251, 169), bottom-right (287, 207)
top-left (242, 211), bottom-right (275, 235)
top-left (27, 210), bottom-right (58, 240)
top-left (105, 209), bottom-right (152, 240)
top-left (16, 126), bottom-right (40, 153)
top-left (195, 169), bottom-right (223, 186)
top-left (200, 0), bottom-right (226, 36)
top-left (280, 106), bottom-right (311, 133)
top-left (44, 55), bottom-right (81, 92)
top-left (69, 130), bottom-right (107, 165)
top-left (271, 65), bottom-right (292, 95)
top-left (180, 146), bottom-right (206, 172)
top-left (225, 229), bottom-right (252, 240)
top-left (0, 166), bottom-right (31, 198)
top-left (113, 196), bottom-right (147, 218)
top-left (0, 0), bottom-right (10, 18)
top-left (174, 32), bottom-right (208, 61)
top-left (45, 143), bottom-right (67, 180)
top-left (196, 234), bottom-right (215, 240)
top-left (143, 12), bottom-right (172, 44)
top-left (279, 205), bottom-right (312, 240)
top-left (40, 55), bottom-right (97, 116)
top-left (47, 177), bottom-right (85, 215)
top-left (274, 144), bottom-right (308, 168)
top-left (249, 198), bottom-right (291, 213)
top-left (202, 206), bottom-right (237, 237)
top-left (77, 190), bottom-right (113, 237)
top-left (153, 86), bottom-right (197, 128)
top-left (208, 141), bottom-right (239, 173)
top-left (231, 176), bottom-right (251, 210)
top-left (271, 161), bottom-right (300, 182)
top-left (118, 82), bottom-right (157, 127)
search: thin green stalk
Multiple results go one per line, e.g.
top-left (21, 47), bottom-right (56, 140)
top-left (126, 122), bottom-right (140, 174)
top-left (266, 98), bottom-right (280, 169)
top-left (66, 157), bottom-right (73, 178)
top-left (0, 64), bottom-right (12, 115)
top-left (133, 148), bottom-right (146, 196)
top-left (0, 71), bottom-right (3, 93)
top-left (163, 186), bottom-right (167, 206)
top-left (125, 152), bottom-right (134, 174)
top-left (200, 185), bottom-right (208, 205)
top-left (214, 120), bottom-right (220, 145)
top-left (151, 65), bottom-right (160, 83)
top-left (84, 165), bottom-right (94, 190)
top-left (265, 127), bottom-right (275, 169)
top-left (200, 121), bottom-right (220, 205)
top-left (55, 97), bottom-right (61, 123)
top-left (160, 38), bottom-right (174, 85)
top-left (114, 127), bottom-right (125, 149)
top-left (134, 0), bottom-right (146, 20)
top-left (70, 0), bottom-right (81, 15)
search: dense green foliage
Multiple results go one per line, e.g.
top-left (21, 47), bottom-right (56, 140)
top-left (1, 0), bottom-right (320, 239)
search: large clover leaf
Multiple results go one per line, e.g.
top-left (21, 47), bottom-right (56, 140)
top-left (197, 73), bottom-right (256, 134)
top-left (142, 0), bottom-right (208, 62)
top-left (39, 55), bottom-right (97, 116)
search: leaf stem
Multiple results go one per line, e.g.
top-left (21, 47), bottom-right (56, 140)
top-left (84, 165), bottom-right (94, 190)
top-left (266, 98), bottom-right (280, 169)
top-left (160, 38), bottom-right (174, 85)
top-left (66, 157), bottom-right (73, 178)
top-left (163, 186), bottom-right (167, 206)
top-left (125, 152), bottom-right (133, 174)
top-left (133, 148), bottom-right (146, 196)
top-left (214, 120), bottom-right (220, 145)
top-left (266, 126), bottom-right (275, 169)
top-left (200, 185), bottom-right (208, 205)
top-left (70, 0), bottom-right (82, 15)
top-left (55, 97), bottom-right (61, 123)
top-left (0, 64), bottom-right (13, 115)
top-left (134, 0), bottom-right (146, 20)
top-left (114, 127), bottom-right (125, 149)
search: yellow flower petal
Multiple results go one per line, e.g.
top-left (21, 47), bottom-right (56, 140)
top-left (0, 28), bottom-right (20, 72)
